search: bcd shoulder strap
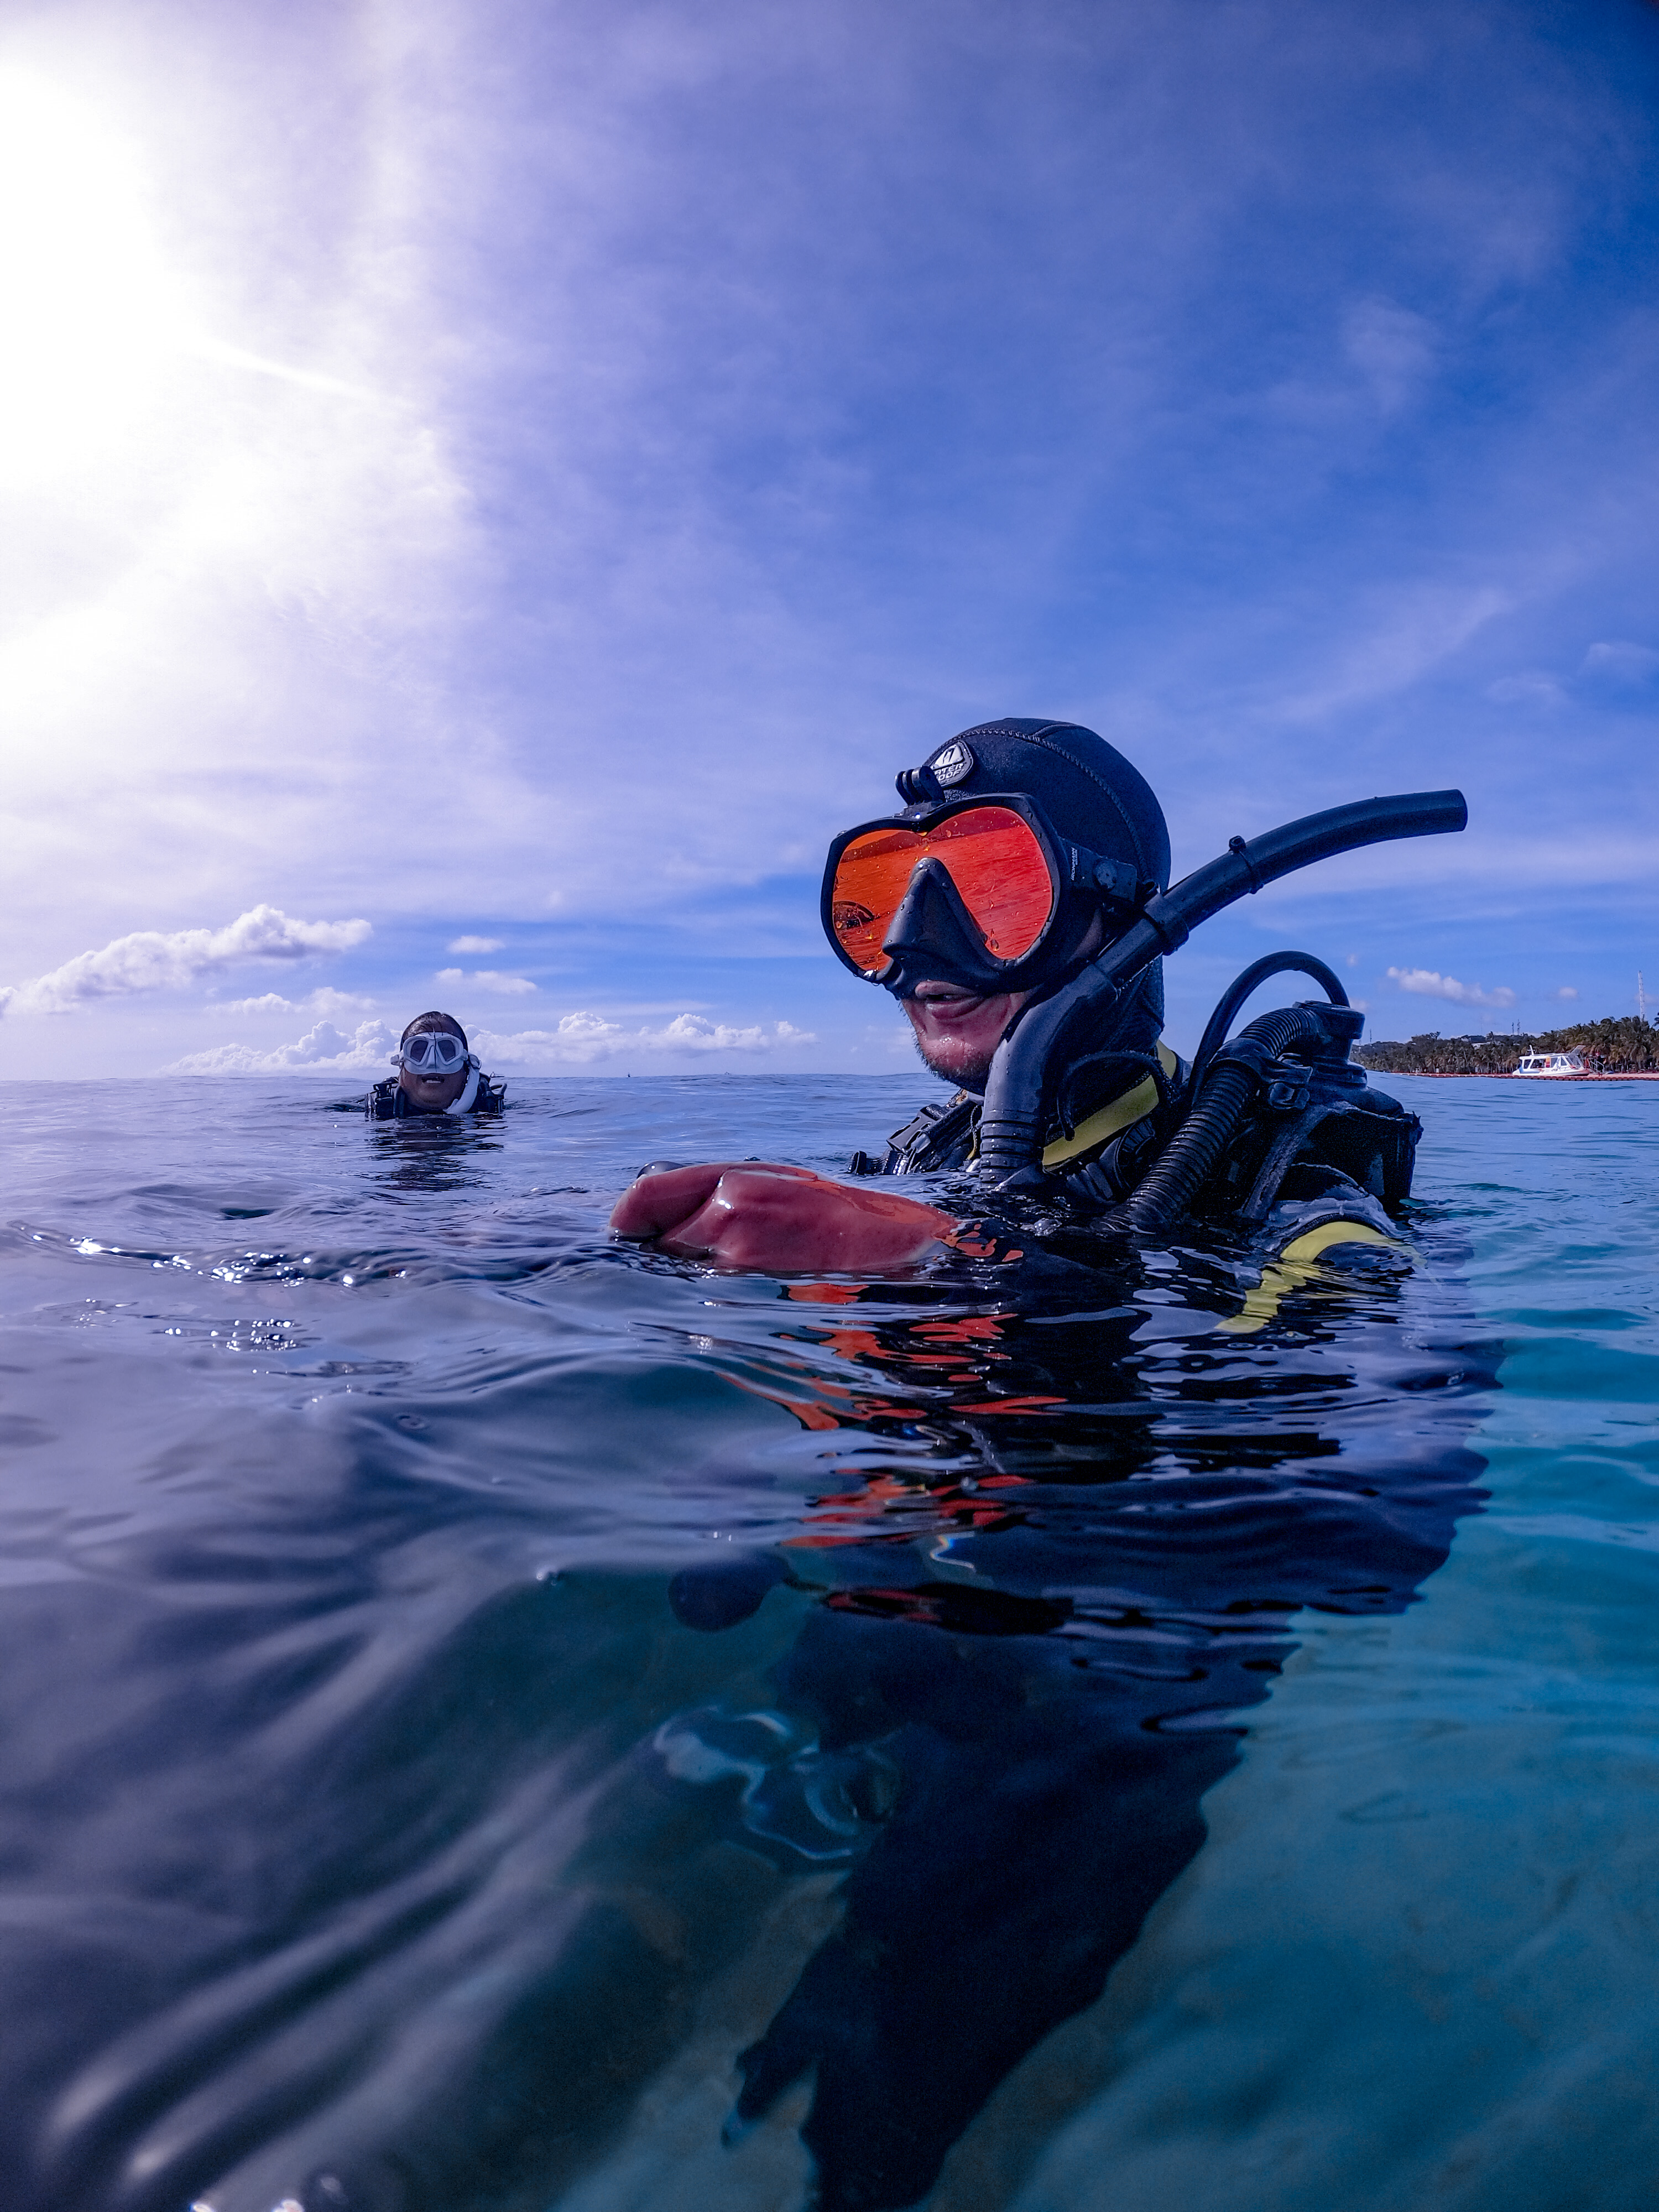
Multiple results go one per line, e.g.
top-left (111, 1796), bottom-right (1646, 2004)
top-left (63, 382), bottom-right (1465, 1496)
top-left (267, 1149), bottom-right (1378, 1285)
top-left (863, 1092), bottom-right (981, 1175)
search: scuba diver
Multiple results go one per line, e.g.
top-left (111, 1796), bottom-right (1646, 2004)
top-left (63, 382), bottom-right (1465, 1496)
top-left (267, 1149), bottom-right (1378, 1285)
top-left (612, 716), bottom-right (1463, 1266)
top-left (599, 722), bottom-right (1480, 2212)
top-left (365, 1013), bottom-right (506, 1120)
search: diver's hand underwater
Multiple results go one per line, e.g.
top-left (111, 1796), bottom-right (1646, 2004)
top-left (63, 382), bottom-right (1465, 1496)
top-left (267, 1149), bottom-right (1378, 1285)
top-left (609, 1162), bottom-right (957, 1272)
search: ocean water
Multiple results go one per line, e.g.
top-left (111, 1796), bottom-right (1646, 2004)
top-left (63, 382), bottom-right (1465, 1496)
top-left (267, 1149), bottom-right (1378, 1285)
top-left (0, 1072), bottom-right (1653, 2212)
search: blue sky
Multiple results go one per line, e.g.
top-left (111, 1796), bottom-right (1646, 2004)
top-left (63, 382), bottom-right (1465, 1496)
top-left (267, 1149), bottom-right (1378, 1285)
top-left (2, 0), bottom-right (1657, 1078)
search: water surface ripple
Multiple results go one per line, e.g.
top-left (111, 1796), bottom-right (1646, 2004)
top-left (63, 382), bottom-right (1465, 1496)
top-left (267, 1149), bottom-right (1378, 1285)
top-left (0, 1074), bottom-right (1650, 2211)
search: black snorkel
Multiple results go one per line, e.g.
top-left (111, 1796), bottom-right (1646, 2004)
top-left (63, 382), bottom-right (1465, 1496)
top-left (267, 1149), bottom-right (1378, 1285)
top-left (975, 789), bottom-right (1469, 1190)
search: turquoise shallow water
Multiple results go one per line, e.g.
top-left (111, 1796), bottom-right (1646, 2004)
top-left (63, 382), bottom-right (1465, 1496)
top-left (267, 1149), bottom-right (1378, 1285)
top-left (0, 1073), bottom-right (1652, 2211)
top-left (974, 1076), bottom-right (1659, 2212)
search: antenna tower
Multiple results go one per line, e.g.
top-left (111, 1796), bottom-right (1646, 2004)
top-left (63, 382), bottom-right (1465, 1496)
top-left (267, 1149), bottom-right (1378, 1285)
top-left (1641, 971), bottom-right (1648, 1024)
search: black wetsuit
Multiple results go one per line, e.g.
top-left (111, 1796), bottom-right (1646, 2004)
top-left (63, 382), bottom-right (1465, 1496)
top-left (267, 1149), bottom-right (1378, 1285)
top-left (855, 962), bottom-right (1421, 1233)
top-left (364, 1076), bottom-right (507, 1121)
top-left (707, 969), bottom-right (1447, 2209)
top-left (850, 965), bottom-right (1182, 1206)
top-left (706, 1231), bottom-right (1491, 2211)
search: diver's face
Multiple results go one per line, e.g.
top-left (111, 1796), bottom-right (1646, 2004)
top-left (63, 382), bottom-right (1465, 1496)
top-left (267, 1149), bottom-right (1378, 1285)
top-left (398, 1034), bottom-right (468, 1112)
top-left (902, 982), bottom-right (1031, 1091)
top-left (898, 912), bottom-right (1109, 1089)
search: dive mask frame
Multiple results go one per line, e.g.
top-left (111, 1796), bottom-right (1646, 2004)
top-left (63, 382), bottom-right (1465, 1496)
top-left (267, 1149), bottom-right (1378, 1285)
top-left (390, 1033), bottom-right (480, 1074)
top-left (821, 791), bottom-right (1151, 999)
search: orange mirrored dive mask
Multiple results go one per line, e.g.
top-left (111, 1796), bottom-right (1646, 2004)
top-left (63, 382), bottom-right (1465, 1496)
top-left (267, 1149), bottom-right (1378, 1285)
top-left (821, 795), bottom-right (1146, 997)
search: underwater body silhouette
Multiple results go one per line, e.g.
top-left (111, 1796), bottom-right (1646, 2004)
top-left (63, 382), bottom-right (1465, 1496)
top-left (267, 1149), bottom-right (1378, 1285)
top-left (0, 1091), bottom-right (1491, 2212)
top-left (662, 1242), bottom-right (1491, 2212)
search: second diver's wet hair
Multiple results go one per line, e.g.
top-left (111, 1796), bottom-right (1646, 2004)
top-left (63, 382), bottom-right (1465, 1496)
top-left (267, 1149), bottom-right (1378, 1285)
top-left (401, 1010), bottom-right (468, 1048)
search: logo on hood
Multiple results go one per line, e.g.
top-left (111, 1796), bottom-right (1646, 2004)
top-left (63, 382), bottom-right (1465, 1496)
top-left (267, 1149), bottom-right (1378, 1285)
top-left (926, 739), bottom-right (975, 786)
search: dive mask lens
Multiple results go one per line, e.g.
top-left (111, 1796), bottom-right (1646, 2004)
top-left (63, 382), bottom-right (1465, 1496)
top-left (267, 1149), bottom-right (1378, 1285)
top-left (401, 1032), bottom-right (467, 1072)
top-left (829, 804), bottom-right (1056, 978)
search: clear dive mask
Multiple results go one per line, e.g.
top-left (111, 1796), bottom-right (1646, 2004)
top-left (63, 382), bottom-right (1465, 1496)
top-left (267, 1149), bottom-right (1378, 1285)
top-left (391, 1033), bottom-right (479, 1074)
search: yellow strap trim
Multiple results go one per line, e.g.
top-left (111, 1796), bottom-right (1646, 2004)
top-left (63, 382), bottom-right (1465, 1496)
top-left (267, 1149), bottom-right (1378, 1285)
top-left (1274, 1219), bottom-right (1397, 1264)
top-left (1217, 1217), bottom-right (1404, 1336)
top-left (1040, 1042), bottom-right (1182, 1169)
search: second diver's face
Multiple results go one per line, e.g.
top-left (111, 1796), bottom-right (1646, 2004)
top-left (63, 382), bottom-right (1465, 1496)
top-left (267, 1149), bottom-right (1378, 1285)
top-left (398, 1035), bottom-right (469, 1113)
top-left (902, 981), bottom-right (1030, 1091)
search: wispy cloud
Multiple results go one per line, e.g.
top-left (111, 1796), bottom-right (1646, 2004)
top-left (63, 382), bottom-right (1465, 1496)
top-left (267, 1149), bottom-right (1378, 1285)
top-left (1386, 965), bottom-right (1516, 1009)
top-left (2, 907), bottom-right (371, 1016)
top-left (434, 967), bottom-right (535, 995)
top-left (209, 987), bottom-right (375, 1018)
top-left (6, 0), bottom-right (1659, 1068)
top-left (472, 1014), bottom-right (815, 1067)
top-left (1342, 296), bottom-right (1438, 416)
top-left (1580, 640), bottom-right (1659, 687)
top-left (1485, 671), bottom-right (1568, 709)
top-left (1277, 583), bottom-right (1512, 722)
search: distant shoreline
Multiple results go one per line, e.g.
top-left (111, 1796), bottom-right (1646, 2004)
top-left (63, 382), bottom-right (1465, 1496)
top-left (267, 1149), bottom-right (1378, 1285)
top-left (1358, 1014), bottom-right (1659, 1080)
top-left (1401, 1070), bottom-right (1659, 1082)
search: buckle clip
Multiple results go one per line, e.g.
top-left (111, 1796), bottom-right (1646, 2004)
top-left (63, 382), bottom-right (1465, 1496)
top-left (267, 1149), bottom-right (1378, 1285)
top-left (1208, 1035), bottom-right (1311, 1113)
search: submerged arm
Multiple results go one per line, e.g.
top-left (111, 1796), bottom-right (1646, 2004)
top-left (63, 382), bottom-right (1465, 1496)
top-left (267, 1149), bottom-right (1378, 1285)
top-left (609, 1163), bottom-right (959, 1273)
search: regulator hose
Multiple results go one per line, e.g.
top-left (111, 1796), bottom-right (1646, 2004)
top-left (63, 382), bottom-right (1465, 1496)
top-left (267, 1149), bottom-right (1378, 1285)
top-left (975, 789), bottom-right (1467, 1188)
top-left (1119, 1002), bottom-right (1332, 1233)
top-left (1188, 950), bottom-right (1348, 1094)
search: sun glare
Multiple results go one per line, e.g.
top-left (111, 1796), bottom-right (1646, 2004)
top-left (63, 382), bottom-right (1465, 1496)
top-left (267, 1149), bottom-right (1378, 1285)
top-left (0, 68), bottom-right (187, 491)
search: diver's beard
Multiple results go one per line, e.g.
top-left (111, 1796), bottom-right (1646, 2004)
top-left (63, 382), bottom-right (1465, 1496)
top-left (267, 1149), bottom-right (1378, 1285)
top-left (910, 1025), bottom-right (997, 1095)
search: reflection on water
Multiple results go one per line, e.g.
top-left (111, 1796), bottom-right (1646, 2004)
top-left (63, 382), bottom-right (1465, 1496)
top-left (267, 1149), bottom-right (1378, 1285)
top-left (362, 1113), bottom-right (512, 1198)
top-left (659, 1240), bottom-right (1489, 2212)
top-left (0, 1078), bottom-right (1496, 2212)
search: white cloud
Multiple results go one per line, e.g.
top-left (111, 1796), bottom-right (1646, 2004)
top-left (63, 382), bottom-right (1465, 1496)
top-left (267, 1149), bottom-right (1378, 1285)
top-left (1386, 965), bottom-right (1516, 1009)
top-left (1553, 985), bottom-right (1579, 1000)
top-left (471, 1012), bottom-right (815, 1066)
top-left (434, 967), bottom-right (535, 994)
top-left (3, 906), bottom-right (371, 1016)
top-left (210, 986), bottom-right (375, 1018)
top-left (167, 1018), bottom-right (397, 1075)
top-left (447, 935), bottom-right (505, 954)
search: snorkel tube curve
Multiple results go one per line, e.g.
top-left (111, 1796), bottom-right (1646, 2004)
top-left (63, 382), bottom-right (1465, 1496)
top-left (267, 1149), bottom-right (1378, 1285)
top-left (444, 1057), bottom-right (483, 1115)
top-left (975, 789), bottom-right (1468, 1189)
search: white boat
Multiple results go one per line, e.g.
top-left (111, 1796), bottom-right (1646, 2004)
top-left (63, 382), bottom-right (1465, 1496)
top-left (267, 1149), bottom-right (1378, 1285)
top-left (1514, 1050), bottom-right (1586, 1077)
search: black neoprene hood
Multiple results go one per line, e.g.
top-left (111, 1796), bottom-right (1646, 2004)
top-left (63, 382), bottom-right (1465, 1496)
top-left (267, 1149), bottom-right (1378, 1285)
top-left (904, 718), bottom-right (1171, 892)
top-left (821, 716), bottom-right (1173, 1001)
